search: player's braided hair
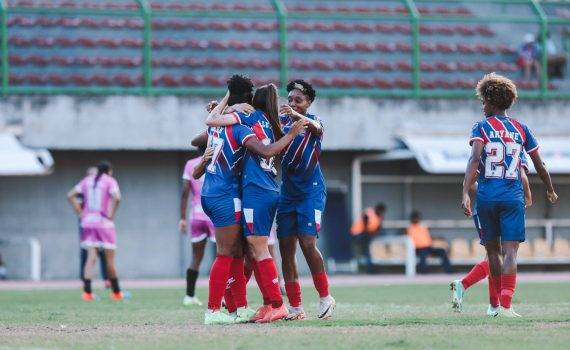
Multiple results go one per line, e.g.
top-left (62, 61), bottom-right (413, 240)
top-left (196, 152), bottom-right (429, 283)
top-left (286, 79), bottom-right (316, 102)
top-left (227, 74), bottom-right (254, 105)
top-left (94, 160), bottom-right (112, 188)
top-left (476, 72), bottom-right (517, 111)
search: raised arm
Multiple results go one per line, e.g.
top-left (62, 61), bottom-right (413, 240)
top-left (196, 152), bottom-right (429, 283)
top-left (528, 150), bottom-right (558, 203)
top-left (244, 120), bottom-right (308, 158)
top-left (462, 140), bottom-right (484, 216)
top-left (279, 105), bottom-right (322, 136)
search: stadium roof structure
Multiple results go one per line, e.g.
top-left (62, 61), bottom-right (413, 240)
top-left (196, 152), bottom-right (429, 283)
top-left (0, 0), bottom-right (569, 98)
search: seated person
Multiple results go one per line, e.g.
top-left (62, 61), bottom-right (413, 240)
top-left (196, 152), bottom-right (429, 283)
top-left (406, 211), bottom-right (453, 274)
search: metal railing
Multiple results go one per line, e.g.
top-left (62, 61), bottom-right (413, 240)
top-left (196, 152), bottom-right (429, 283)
top-left (0, 0), bottom-right (569, 98)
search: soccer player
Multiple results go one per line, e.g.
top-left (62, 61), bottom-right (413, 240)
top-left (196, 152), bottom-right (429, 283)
top-left (67, 161), bottom-right (126, 301)
top-left (276, 80), bottom-right (335, 320)
top-left (462, 73), bottom-right (558, 317)
top-left (78, 166), bottom-right (109, 287)
top-left (452, 158), bottom-right (532, 315)
top-left (206, 83), bottom-right (301, 323)
top-left (198, 80), bottom-right (306, 325)
top-left (179, 145), bottom-right (215, 306)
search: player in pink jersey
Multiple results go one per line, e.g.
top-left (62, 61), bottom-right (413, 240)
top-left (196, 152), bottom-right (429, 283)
top-left (179, 146), bottom-right (215, 306)
top-left (67, 161), bottom-right (125, 301)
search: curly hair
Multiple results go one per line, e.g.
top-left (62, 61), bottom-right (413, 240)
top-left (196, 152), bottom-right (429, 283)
top-left (227, 74), bottom-right (254, 105)
top-left (475, 72), bottom-right (518, 110)
top-left (286, 79), bottom-right (316, 102)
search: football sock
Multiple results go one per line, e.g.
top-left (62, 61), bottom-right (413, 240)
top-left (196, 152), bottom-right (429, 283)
top-left (257, 258), bottom-right (283, 308)
top-left (110, 278), bottom-right (121, 294)
top-left (500, 274), bottom-right (517, 309)
top-left (244, 264), bottom-right (253, 283)
top-left (83, 279), bottom-right (92, 294)
top-left (230, 257), bottom-right (248, 308)
top-left (488, 274), bottom-right (501, 308)
top-left (312, 271), bottom-right (330, 298)
top-left (207, 255), bottom-right (232, 311)
top-left (186, 268), bottom-right (199, 297)
top-left (285, 281), bottom-right (302, 308)
top-left (461, 260), bottom-right (489, 290)
top-left (224, 283), bottom-right (237, 313)
top-left (252, 260), bottom-right (271, 305)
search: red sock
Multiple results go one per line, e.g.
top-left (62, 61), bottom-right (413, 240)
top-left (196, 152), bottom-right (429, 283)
top-left (207, 255), bottom-right (233, 311)
top-left (488, 274), bottom-right (501, 308)
top-left (285, 281), bottom-right (302, 308)
top-left (244, 264), bottom-right (253, 283)
top-left (312, 271), bottom-right (329, 298)
top-left (500, 274), bottom-right (517, 309)
top-left (230, 258), bottom-right (247, 308)
top-left (257, 258), bottom-right (283, 308)
top-left (251, 260), bottom-right (270, 305)
top-left (224, 283), bottom-right (237, 313)
top-left (461, 260), bottom-right (489, 290)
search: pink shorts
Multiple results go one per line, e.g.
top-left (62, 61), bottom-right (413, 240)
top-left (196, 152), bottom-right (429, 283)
top-left (80, 226), bottom-right (117, 250)
top-left (190, 218), bottom-right (215, 243)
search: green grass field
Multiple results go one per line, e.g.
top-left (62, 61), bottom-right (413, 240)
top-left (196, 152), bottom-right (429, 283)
top-left (1, 282), bottom-right (569, 350)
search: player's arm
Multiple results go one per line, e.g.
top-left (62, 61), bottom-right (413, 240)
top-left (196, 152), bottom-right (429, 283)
top-left (192, 146), bottom-right (214, 180)
top-left (179, 179), bottom-right (190, 233)
top-left (244, 120), bottom-right (308, 157)
top-left (66, 188), bottom-right (82, 216)
top-left (205, 91), bottom-right (254, 127)
top-left (462, 140), bottom-right (483, 216)
top-left (521, 170), bottom-right (532, 208)
top-left (279, 105), bottom-right (322, 136)
top-left (528, 150), bottom-right (558, 203)
top-left (191, 130), bottom-right (208, 148)
top-left (107, 192), bottom-right (121, 221)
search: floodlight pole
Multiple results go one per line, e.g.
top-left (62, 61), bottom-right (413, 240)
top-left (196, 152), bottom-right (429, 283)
top-left (0, 0), bottom-right (8, 96)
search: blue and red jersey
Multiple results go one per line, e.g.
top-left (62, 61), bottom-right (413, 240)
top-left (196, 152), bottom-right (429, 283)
top-left (202, 124), bottom-right (256, 197)
top-left (469, 115), bottom-right (538, 202)
top-left (240, 110), bottom-right (280, 192)
top-left (280, 113), bottom-right (326, 199)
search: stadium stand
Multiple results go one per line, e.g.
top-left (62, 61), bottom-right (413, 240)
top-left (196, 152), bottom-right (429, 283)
top-left (2, 0), bottom-right (567, 92)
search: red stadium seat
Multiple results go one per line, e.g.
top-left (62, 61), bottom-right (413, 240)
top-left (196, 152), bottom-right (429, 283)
top-left (396, 61), bottom-right (412, 71)
top-left (457, 43), bottom-right (475, 54)
top-left (396, 43), bottom-right (412, 52)
top-left (180, 75), bottom-right (204, 86)
top-left (314, 59), bottom-right (335, 71)
top-left (315, 42), bottom-right (335, 52)
top-left (393, 78), bottom-right (412, 89)
top-left (375, 43), bottom-right (397, 53)
top-left (203, 76), bottom-right (226, 87)
top-left (457, 62), bottom-right (477, 72)
top-left (154, 75), bottom-right (180, 87)
top-left (70, 75), bottom-right (91, 86)
top-left (353, 60), bottom-right (375, 71)
top-left (8, 55), bottom-right (26, 65)
top-left (330, 77), bottom-right (352, 88)
top-left (47, 74), bottom-right (68, 86)
top-left (420, 43), bottom-right (437, 53)
top-left (334, 42), bottom-right (354, 52)
top-left (373, 78), bottom-right (394, 89)
top-left (375, 62), bottom-right (394, 71)
top-left (475, 44), bottom-right (495, 55)
top-left (334, 61), bottom-right (353, 71)
top-left (420, 61), bottom-right (435, 72)
top-left (435, 43), bottom-right (456, 53)
top-left (309, 77), bottom-right (331, 88)
top-left (435, 62), bottom-right (457, 72)
top-left (352, 78), bottom-right (374, 88)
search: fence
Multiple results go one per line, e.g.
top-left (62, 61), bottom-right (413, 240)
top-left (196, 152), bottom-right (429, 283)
top-left (0, 0), bottom-right (569, 98)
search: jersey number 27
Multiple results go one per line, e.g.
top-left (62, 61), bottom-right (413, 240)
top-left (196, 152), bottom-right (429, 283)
top-left (485, 142), bottom-right (522, 179)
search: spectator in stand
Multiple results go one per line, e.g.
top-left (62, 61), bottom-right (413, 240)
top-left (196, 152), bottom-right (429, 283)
top-left (543, 31), bottom-right (567, 79)
top-left (350, 203), bottom-right (386, 271)
top-left (517, 33), bottom-right (541, 81)
top-left (406, 211), bottom-right (453, 274)
top-left (0, 252), bottom-right (6, 280)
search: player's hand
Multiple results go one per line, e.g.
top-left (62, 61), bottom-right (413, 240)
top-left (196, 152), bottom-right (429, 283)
top-left (206, 100), bottom-right (218, 113)
top-left (289, 119), bottom-right (309, 135)
top-left (525, 195), bottom-right (533, 208)
top-left (547, 190), bottom-right (558, 204)
top-left (179, 219), bottom-right (187, 233)
top-left (461, 193), bottom-right (472, 217)
top-left (227, 103), bottom-right (254, 114)
top-left (202, 146), bottom-right (214, 162)
top-left (279, 105), bottom-right (302, 120)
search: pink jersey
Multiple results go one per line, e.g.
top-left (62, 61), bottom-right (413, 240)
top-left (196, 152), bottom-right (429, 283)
top-left (182, 157), bottom-right (210, 221)
top-left (74, 174), bottom-right (120, 229)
